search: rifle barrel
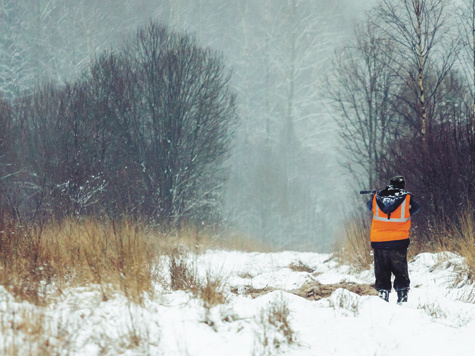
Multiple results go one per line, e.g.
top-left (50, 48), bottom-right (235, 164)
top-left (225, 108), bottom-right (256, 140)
top-left (359, 190), bottom-right (376, 194)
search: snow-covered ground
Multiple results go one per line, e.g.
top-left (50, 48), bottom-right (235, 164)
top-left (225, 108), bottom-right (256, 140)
top-left (1, 250), bottom-right (474, 355)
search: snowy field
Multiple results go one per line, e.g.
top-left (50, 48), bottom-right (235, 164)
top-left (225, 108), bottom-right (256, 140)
top-left (1, 250), bottom-right (474, 355)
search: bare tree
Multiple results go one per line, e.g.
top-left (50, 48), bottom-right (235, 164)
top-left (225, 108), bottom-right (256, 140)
top-left (124, 23), bottom-right (237, 224)
top-left (326, 21), bottom-right (402, 188)
top-left (373, 0), bottom-right (460, 151)
top-left (458, 0), bottom-right (475, 132)
top-left (6, 21), bottom-right (237, 225)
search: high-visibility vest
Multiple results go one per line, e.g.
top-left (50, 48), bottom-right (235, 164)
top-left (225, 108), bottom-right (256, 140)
top-left (370, 194), bottom-right (411, 242)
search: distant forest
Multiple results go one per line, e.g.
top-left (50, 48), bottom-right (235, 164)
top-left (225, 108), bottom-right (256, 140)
top-left (1, 0), bottom-right (474, 249)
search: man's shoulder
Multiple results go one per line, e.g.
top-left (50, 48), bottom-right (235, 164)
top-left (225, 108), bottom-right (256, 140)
top-left (378, 187), bottom-right (408, 197)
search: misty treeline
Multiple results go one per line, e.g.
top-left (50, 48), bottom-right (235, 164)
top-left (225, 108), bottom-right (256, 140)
top-left (0, 22), bottom-right (237, 226)
top-left (326, 0), bottom-right (475, 239)
top-left (163, 0), bottom-right (350, 248)
top-left (1, 0), bottom-right (354, 250)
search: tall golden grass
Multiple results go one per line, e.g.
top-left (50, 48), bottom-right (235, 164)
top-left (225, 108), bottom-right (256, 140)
top-left (0, 217), bottom-right (160, 305)
top-left (334, 212), bottom-right (373, 271)
top-left (0, 214), bottom-right (266, 354)
top-left (0, 212), bottom-right (275, 308)
top-left (0, 213), bottom-right (272, 309)
top-left (443, 206), bottom-right (475, 283)
top-left (407, 206), bottom-right (475, 284)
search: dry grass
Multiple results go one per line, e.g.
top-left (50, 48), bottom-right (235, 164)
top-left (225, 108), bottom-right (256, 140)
top-left (407, 223), bottom-right (453, 260)
top-left (291, 281), bottom-right (377, 301)
top-left (0, 297), bottom-right (77, 356)
top-left (198, 272), bottom-right (227, 308)
top-left (288, 260), bottom-right (314, 273)
top-left (417, 301), bottom-right (448, 319)
top-left (0, 214), bottom-right (249, 353)
top-left (327, 290), bottom-right (360, 316)
top-left (334, 213), bottom-right (372, 271)
top-left (253, 295), bottom-right (296, 355)
top-left (0, 217), bottom-right (159, 305)
top-left (410, 206), bottom-right (475, 285)
top-left (168, 249), bottom-right (199, 292)
top-left (265, 297), bottom-right (295, 345)
top-left (236, 281), bottom-right (377, 301)
top-left (448, 207), bottom-right (475, 284)
top-left (0, 213), bottom-right (261, 307)
top-left (168, 249), bottom-right (227, 308)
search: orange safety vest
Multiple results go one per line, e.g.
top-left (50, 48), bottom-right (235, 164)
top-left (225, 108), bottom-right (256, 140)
top-left (370, 194), bottom-right (411, 242)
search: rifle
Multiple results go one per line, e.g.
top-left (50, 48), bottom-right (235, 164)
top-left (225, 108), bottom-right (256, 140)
top-left (359, 190), bottom-right (376, 195)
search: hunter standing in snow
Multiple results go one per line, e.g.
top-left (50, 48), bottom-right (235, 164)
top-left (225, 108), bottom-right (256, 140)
top-left (367, 176), bottom-right (420, 304)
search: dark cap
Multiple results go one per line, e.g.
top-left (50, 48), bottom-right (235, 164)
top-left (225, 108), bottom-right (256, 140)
top-left (389, 175), bottom-right (405, 189)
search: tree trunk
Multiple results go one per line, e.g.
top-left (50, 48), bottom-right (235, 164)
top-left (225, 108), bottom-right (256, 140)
top-left (415, 0), bottom-right (428, 152)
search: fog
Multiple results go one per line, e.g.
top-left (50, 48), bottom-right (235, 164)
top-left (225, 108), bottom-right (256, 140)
top-left (0, 0), bottom-right (374, 251)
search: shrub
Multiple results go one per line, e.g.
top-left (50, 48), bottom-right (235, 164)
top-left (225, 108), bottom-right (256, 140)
top-left (7, 22), bottom-right (238, 227)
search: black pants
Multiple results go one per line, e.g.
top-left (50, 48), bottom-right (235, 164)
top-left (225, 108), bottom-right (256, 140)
top-left (373, 249), bottom-right (410, 292)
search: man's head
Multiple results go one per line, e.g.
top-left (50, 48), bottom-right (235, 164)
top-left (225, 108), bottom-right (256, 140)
top-left (389, 175), bottom-right (405, 189)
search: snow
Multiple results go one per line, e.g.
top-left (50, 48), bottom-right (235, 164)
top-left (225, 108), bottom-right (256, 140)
top-left (1, 250), bottom-right (475, 355)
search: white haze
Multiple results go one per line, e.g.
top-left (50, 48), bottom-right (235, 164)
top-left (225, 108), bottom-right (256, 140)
top-left (154, 0), bottom-right (374, 251)
top-left (0, 0), bottom-right (375, 250)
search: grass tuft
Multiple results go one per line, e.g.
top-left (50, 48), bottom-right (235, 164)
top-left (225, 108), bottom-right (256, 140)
top-left (253, 295), bottom-right (296, 356)
top-left (418, 301), bottom-right (448, 319)
top-left (168, 249), bottom-right (227, 308)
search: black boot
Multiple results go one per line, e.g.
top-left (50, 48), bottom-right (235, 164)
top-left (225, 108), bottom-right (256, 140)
top-left (397, 289), bottom-right (408, 304)
top-left (378, 290), bottom-right (390, 302)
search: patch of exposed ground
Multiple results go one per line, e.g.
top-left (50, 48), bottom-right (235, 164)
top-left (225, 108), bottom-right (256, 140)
top-left (288, 261), bottom-right (314, 273)
top-left (231, 286), bottom-right (276, 299)
top-left (233, 281), bottom-right (377, 300)
top-left (290, 281), bottom-right (377, 301)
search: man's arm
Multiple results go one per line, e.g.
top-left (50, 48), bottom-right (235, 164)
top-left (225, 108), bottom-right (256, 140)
top-left (367, 194), bottom-right (374, 211)
top-left (410, 197), bottom-right (420, 215)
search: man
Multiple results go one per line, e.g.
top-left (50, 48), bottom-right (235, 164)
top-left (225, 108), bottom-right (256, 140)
top-left (367, 175), bottom-right (420, 304)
